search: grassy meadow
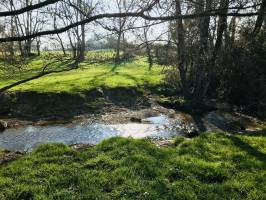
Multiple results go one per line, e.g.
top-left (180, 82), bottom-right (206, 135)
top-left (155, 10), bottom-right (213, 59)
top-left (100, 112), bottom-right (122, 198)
top-left (0, 52), bottom-right (166, 93)
top-left (1, 130), bottom-right (266, 200)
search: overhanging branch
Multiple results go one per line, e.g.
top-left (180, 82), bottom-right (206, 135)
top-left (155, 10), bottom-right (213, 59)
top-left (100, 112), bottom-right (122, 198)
top-left (0, 0), bottom-right (61, 17)
top-left (0, 10), bottom-right (262, 43)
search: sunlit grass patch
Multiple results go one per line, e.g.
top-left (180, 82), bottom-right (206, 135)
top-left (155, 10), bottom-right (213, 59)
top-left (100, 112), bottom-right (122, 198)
top-left (0, 55), bottom-right (165, 93)
top-left (1, 132), bottom-right (266, 199)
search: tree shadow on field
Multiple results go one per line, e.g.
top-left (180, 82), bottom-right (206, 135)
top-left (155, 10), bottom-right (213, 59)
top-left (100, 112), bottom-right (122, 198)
top-left (228, 132), bottom-right (266, 163)
top-left (0, 59), bottom-right (75, 93)
top-left (86, 71), bottom-right (112, 87)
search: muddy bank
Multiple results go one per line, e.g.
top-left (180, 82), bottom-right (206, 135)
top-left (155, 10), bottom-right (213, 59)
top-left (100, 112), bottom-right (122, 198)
top-left (0, 86), bottom-right (263, 162)
top-left (0, 150), bottom-right (24, 165)
top-left (0, 87), bottom-right (152, 127)
top-left (0, 86), bottom-right (262, 131)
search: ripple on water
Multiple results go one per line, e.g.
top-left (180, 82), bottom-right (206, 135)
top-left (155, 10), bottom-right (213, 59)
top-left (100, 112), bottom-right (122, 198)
top-left (0, 115), bottom-right (183, 152)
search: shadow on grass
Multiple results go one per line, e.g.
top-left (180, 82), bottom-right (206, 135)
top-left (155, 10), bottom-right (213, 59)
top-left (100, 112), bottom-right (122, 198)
top-left (111, 58), bottom-right (135, 72)
top-left (229, 133), bottom-right (266, 163)
top-left (86, 71), bottom-right (142, 89)
top-left (0, 59), bottom-right (75, 93)
top-left (86, 71), bottom-right (114, 87)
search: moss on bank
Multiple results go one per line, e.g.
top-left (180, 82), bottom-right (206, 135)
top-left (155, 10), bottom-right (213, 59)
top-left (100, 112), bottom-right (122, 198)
top-left (1, 131), bottom-right (266, 200)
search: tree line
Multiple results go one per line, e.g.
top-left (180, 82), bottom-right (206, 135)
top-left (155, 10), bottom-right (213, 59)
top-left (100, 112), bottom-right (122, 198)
top-left (0, 0), bottom-right (265, 117)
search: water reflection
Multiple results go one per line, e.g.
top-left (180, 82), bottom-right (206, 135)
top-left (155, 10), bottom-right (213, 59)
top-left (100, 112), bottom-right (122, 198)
top-left (0, 115), bottom-right (183, 152)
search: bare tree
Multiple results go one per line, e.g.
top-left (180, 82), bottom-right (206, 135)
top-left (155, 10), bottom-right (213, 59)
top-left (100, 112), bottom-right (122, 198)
top-left (98, 0), bottom-right (139, 66)
top-left (55, 0), bottom-right (94, 61)
top-left (134, 20), bottom-right (154, 70)
top-left (5, 0), bottom-right (48, 56)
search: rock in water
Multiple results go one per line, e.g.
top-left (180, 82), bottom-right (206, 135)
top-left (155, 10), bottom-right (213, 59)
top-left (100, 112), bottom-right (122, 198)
top-left (0, 120), bottom-right (7, 132)
top-left (186, 129), bottom-right (200, 138)
top-left (130, 117), bottom-right (142, 123)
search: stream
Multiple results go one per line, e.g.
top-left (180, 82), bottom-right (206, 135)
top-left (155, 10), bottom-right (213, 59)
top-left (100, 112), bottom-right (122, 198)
top-left (0, 109), bottom-right (260, 152)
top-left (0, 115), bottom-right (185, 152)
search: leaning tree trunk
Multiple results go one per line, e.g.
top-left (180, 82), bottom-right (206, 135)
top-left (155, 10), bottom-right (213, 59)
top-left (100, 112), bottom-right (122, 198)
top-left (13, 13), bottom-right (24, 56)
top-left (253, 0), bottom-right (266, 36)
top-left (53, 12), bottom-right (66, 56)
top-left (67, 30), bottom-right (77, 59)
top-left (57, 34), bottom-right (66, 56)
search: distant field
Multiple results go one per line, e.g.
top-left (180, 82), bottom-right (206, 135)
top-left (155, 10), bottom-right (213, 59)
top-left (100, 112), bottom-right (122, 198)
top-left (0, 53), bottom-right (166, 93)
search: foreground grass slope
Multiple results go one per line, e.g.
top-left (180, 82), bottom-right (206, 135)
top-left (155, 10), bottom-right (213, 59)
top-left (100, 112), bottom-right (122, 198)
top-left (1, 131), bottom-right (266, 200)
top-left (0, 55), bottom-right (165, 93)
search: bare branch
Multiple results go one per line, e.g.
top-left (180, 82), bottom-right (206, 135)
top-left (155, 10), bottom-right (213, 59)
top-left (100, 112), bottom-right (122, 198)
top-left (0, 0), bottom-right (61, 17)
top-left (0, 7), bottom-right (262, 43)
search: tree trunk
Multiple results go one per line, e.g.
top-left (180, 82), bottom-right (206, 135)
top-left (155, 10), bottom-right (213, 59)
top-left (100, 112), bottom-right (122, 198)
top-left (175, 0), bottom-right (188, 96)
top-left (24, 39), bottom-right (32, 56)
top-left (253, 0), bottom-right (266, 36)
top-left (18, 41), bottom-right (24, 56)
top-left (227, 16), bottom-right (236, 47)
top-left (77, 0), bottom-right (85, 61)
top-left (53, 9), bottom-right (66, 56)
top-left (36, 38), bottom-right (41, 56)
top-left (193, 0), bottom-right (212, 100)
top-left (57, 34), bottom-right (66, 56)
top-left (115, 30), bottom-right (122, 65)
top-left (203, 0), bottom-right (229, 98)
top-left (78, 24), bottom-right (85, 61)
top-left (67, 30), bottom-right (76, 59)
top-left (143, 21), bottom-right (153, 71)
top-left (146, 43), bottom-right (153, 71)
top-left (24, 0), bottom-right (32, 56)
top-left (10, 0), bottom-right (14, 58)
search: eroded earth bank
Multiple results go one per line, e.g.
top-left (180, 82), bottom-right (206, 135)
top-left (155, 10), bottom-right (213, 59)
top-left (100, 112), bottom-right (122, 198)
top-left (0, 87), bottom-right (263, 153)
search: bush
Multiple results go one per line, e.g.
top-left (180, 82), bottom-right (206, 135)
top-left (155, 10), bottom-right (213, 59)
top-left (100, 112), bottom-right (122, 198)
top-left (217, 29), bottom-right (266, 118)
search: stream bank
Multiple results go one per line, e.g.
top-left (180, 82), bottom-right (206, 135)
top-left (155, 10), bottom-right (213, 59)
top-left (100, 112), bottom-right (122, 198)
top-left (0, 87), bottom-right (263, 152)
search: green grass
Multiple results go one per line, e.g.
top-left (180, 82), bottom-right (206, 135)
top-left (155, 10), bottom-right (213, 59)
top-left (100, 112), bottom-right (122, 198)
top-left (1, 131), bottom-right (266, 200)
top-left (0, 55), bottom-right (165, 93)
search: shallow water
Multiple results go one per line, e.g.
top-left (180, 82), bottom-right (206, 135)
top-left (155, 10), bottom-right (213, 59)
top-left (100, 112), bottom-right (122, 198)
top-left (0, 115), bottom-right (183, 152)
